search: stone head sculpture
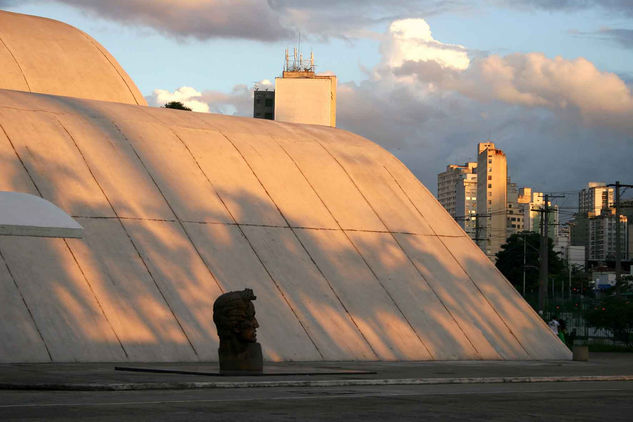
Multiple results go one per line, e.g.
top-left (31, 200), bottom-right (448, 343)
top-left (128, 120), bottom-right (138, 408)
top-left (212, 288), bottom-right (263, 374)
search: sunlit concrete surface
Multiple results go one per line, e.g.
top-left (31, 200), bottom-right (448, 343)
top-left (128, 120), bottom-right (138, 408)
top-left (0, 10), bottom-right (146, 106)
top-left (0, 191), bottom-right (82, 238)
top-left (0, 10), bottom-right (571, 363)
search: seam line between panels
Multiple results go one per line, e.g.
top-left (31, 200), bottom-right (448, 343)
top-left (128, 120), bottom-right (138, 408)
top-left (0, 248), bottom-right (53, 361)
top-left (275, 138), bottom-right (432, 360)
top-left (58, 117), bottom-right (200, 359)
top-left (437, 236), bottom-right (531, 359)
top-left (77, 31), bottom-right (143, 105)
top-left (63, 238), bottom-right (129, 359)
top-left (215, 131), bottom-right (326, 360)
top-left (382, 164), bottom-right (489, 358)
top-left (0, 35), bottom-right (31, 91)
top-left (313, 138), bottom-right (483, 359)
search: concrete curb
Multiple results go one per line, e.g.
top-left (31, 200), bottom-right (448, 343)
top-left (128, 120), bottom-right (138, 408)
top-left (1, 375), bottom-right (632, 391)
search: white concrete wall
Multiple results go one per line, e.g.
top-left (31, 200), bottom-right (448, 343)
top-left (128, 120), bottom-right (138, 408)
top-left (274, 77), bottom-right (335, 127)
top-left (0, 89), bottom-right (571, 362)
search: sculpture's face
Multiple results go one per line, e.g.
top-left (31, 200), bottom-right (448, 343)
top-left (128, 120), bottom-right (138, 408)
top-left (237, 302), bottom-right (259, 343)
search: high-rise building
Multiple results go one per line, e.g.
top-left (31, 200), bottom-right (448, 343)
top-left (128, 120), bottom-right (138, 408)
top-left (437, 162), bottom-right (478, 237)
top-left (571, 182), bottom-right (627, 265)
top-left (253, 89), bottom-right (275, 120)
top-left (476, 142), bottom-right (508, 259)
top-left (274, 49), bottom-right (336, 127)
top-left (588, 209), bottom-right (628, 261)
top-left (506, 182), bottom-right (524, 236)
top-left (579, 182), bottom-right (613, 216)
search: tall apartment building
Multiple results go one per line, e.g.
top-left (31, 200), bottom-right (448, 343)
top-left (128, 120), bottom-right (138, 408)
top-left (579, 182), bottom-right (614, 216)
top-left (437, 163), bottom-right (478, 237)
top-left (588, 209), bottom-right (628, 261)
top-left (274, 49), bottom-right (336, 127)
top-left (476, 142), bottom-right (508, 259)
top-left (518, 187), bottom-right (558, 238)
top-left (571, 182), bottom-right (626, 265)
top-left (506, 182), bottom-right (524, 236)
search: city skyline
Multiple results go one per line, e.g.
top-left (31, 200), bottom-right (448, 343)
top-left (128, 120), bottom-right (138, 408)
top-left (2, 1), bottom-right (632, 196)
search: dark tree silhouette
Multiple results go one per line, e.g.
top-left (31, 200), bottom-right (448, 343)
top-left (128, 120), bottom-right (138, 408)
top-left (163, 101), bottom-right (192, 111)
top-left (495, 231), bottom-right (564, 295)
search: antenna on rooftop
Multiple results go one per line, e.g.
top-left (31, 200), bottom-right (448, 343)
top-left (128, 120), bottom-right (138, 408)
top-left (283, 32), bottom-right (315, 73)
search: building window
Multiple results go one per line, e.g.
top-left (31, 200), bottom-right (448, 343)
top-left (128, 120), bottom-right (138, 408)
top-left (265, 99), bottom-right (273, 107)
top-left (488, 184), bottom-right (492, 188)
top-left (488, 176), bottom-right (492, 180)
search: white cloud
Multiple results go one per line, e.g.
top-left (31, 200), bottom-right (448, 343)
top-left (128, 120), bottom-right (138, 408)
top-left (395, 52), bottom-right (633, 131)
top-left (149, 86), bottom-right (210, 112)
top-left (384, 19), bottom-right (470, 70)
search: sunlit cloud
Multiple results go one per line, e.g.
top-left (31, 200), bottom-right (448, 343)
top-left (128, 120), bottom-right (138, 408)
top-left (384, 19), bottom-right (470, 70)
top-left (148, 86), bottom-right (210, 112)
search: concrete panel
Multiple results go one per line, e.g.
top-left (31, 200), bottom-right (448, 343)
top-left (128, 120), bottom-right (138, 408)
top-left (0, 37), bottom-right (28, 92)
top-left (316, 138), bottom-right (433, 234)
top-left (295, 229), bottom-right (432, 360)
top-left (0, 236), bottom-right (125, 361)
top-left (183, 222), bottom-right (322, 361)
top-left (175, 127), bottom-right (286, 227)
top-left (67, 218), bottom-right (197, 361)
top-left (227, 131), bottom-right (338, 229)
top-left (0, 252), bottom-right (50, 362)
top-left (386, 157), bottom-right (465, 237)
top-left (396, 234), bottom-right (531, 359)
top-left (347, 231), bottom-right (478, 360)
top-left (0, 10), bottom-right (145, 105)
top-left (112, 119), bottom-right (233, 223)
top-left (241, 226), bottom-right (376, 360)
top-left (0, 108), bottom-right (113, 217)
top-left (0, 125), bottom-right (38, 194)
top-left (0, 192), bottom-right (82, 238)
top-left (276, 137), bottom-right (386, 232)
top-left (57, 113), bottom-right (174, 220)
top-left (123, 220), bottom-right (223, 361)
top-left (441, 236), bottom-right (572, 359)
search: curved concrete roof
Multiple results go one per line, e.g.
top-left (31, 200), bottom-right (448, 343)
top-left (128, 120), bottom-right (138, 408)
top-left (0, 89), bottom-right (571, 362)
top-left (0, 10), bottom-right (146, 105)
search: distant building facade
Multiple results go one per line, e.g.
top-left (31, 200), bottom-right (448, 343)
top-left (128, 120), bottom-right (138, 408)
top-left (437, 162), bottom-right (477, 237)
top-left (506, 182), bottom-right (524, 236)
top-left (476, 142), bottom-right (508, 259)
top-left (253, 90), bottom-right (275, 120)
top-left (570, 182), bottom-right (628, 265)
top-left (274, 50), bottom-right (336, 127)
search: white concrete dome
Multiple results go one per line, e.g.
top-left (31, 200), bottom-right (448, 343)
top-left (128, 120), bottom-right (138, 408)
top-left (0, 10), bottom-right (146, 105)
top-left (0, 11), bottom-right (570, 362)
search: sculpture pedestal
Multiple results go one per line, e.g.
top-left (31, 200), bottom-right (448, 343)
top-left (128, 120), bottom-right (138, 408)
top-left (219, 342), bottom-right (263, 375)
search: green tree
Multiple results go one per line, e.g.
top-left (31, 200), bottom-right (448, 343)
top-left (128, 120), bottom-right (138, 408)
top-left (495, 231), bottom-right (564, 295)
top-left (163, 101), bottom-right (192, 111)
top-left (585, 295), bottom-right (633, 345)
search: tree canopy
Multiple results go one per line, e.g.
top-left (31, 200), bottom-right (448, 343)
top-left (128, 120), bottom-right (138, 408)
top-left (495, 231), bottom-right (564, 295)
top-left (163, 101), bottom-right (192, 111)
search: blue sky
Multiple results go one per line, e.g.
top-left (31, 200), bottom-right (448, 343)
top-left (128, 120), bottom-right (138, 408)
top-left (2, 0), bottom-right (632, 202)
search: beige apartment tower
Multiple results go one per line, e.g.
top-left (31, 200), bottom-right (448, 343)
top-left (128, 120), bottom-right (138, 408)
top-left (437, 163), bottom-right (478, 237)
top-left (274, 49), bottom-right (336, 127)
top-left (476, 142), bottom-right (508, 259)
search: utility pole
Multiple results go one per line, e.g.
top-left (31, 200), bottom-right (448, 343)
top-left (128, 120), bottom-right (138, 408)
top-left (534, 193), bottom-right (564, 312)
top-left (522, 233), bottom-right (527, 297)
top-left (474, 213), bottom-right (491, 251)
top-left (607, 181), bottom-right (633, 283)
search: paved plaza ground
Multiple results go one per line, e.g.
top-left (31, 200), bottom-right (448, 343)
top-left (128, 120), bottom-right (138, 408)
top-left (1, 353), bottom-right (632, 420)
